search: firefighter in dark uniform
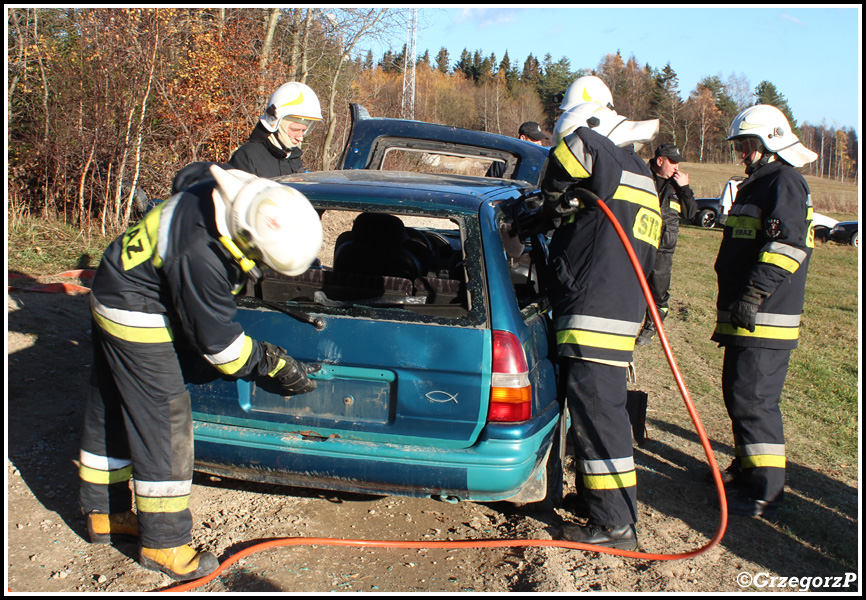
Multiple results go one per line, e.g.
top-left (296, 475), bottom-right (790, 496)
top-left (541, 100), bottom-right (660, 549)
top-left (713, 105), bottom-right (817, 519)
top-left (79, 165), bottom-right (323, 580)
top-left (636, 143), bottom-right (697, 345)
top-left (229, 82), bottom-right (322, 178)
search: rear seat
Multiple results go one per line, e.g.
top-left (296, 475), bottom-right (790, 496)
top-left (257, 269), bottom-right (464, 306)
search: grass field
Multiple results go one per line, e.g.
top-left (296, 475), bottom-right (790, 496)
top-left (684, 162), bottom-right (859, 221)
top-left (637, 225), bottom-right (859, 482)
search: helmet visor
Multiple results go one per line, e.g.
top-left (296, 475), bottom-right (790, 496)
top-left (731, 137), bottom-right (761, 154)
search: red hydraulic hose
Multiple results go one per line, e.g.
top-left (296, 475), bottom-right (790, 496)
top-left (159, 200), bottom-right (728, 593)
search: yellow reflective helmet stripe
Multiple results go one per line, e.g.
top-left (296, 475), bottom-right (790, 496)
top-left (280, 92), bottom-right (305, 107)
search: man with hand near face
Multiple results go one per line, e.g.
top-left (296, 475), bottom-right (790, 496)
top-left (636, 143), bottom-right (696, 346)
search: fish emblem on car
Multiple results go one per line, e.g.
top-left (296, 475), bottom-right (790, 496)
top-left (426, 391), bottom-right (458, 404)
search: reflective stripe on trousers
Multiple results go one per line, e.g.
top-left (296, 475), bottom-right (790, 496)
top-left (722, 345), bottom-right (790, 503)
top-left (79, 318), bottom-right (194, 549)
top-left (563, 358), bottom-right (637, 527)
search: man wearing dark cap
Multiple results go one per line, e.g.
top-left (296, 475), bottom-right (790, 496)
top-left (486, 121), bottom-right (550, 177)
top-left (636, 143), bottom-right (697, 345)
top-left (518, 121), bottom-right (549, 144)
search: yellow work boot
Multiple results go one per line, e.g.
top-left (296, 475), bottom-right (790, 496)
top-left (86, 511), bottom-right (139, 544)
top-left (140, 544), bottom-right (219, 581)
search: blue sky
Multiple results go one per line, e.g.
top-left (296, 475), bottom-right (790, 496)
top-left (403, 6), bottom-right (861, 131)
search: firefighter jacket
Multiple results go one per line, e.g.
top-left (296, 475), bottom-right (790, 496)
top-left (712, 160), bottom-right (813, 350)
top-left (652, 169), bottom-right (696, 254)
top-left (89, 181), bottom-right (272, 378)
top-left (229, 123), bottom-right (304, 178)
top-left (542, 127), bottom-right (661, 366)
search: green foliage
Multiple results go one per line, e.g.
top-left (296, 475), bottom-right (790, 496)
top-left (536, 54), bottom-right (579, 129)
top-left (754, 79), bottom-right (804, 140)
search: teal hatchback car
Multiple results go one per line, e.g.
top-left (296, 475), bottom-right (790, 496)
top-left (189, 108), bottom-right (565, 506)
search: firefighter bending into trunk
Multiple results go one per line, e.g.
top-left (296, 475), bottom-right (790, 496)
top-left (79, 165), bottom-right (323, 580)
top-left (540, 89), bottom-right (660, 550)
top-left (712, 105), bottom-right (817, 519)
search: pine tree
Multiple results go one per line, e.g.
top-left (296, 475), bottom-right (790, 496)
top-left (754, 80), bottom-right (799, 136)
top-left (435, 47), bottom-right (450, 73)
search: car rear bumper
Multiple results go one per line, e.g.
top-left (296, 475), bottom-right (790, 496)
top-left (192, 402), bottom-right (560, 502)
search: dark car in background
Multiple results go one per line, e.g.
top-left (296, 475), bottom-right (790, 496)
top-left (188, 109), bottom-right (566, 507)
top-left (690, 177), bottom-right (743, 229)
top-left (828, 221), bottom-right (858, 247)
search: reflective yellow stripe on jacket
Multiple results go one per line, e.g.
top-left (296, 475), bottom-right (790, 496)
top-left (90, 296), bottom-right (174, 344)
top-left (555, 315), bottom-right (642, 354)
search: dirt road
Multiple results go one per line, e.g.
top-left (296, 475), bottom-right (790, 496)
top-left (6, 286), bottom-right (859, 593)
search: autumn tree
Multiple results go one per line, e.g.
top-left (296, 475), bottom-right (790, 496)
top-left (686, 84), bottom-right (722, 161)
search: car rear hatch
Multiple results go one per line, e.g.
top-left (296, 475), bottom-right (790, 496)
top-left (338, 103), bottom-right (549, 185)
top-left (191, 184), bottom-right (495, 451)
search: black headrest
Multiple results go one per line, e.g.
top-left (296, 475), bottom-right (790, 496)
top-left (352, 212), bottom-right (407, 247)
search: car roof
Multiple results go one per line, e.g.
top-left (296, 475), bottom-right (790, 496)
top-left (274, 169), bottom-right (535, 213)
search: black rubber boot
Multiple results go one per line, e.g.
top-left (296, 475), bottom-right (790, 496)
top-left (561, 523), bottom-right (638, 550)
top-left (635, 320), bottom-right (656, 346)
top-left (726, 492), bottom-right (781, 520)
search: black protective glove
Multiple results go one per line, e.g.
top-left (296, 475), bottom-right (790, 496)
top-left (261, 342), bottom-right (320, 396)
top-left (729, 286), bottom-right (767, 333)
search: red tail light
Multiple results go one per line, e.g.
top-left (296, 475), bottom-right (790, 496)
top-left (488, 330), bottom-right (532, 422)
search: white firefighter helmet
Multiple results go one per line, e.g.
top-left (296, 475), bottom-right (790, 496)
top-left (260, 82), bottom-right (323, 133)
top-left (727, 104), bottom-right (817, 167)
top-left (553, 102), bottom-right (659, 151)
top-left (209, 165), bottom-right (322, 276)
top-left (560, 76), bottom-right (614, 112)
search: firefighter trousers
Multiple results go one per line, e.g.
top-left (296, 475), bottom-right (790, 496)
top-left (722, 345), bottom-right (790, 504)
top-left (564, 358), bottom-right (638, 527)
top-left (646, 248), bottom-right (673, 314)
top-left (79, 319), bottom-right (195, 549)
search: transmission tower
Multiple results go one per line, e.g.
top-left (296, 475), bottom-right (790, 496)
top-left (401, 9), bottom-right (417, 120)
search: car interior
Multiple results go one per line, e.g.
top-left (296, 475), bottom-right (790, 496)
top-left (246, 210), bottom-right (470, 318)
